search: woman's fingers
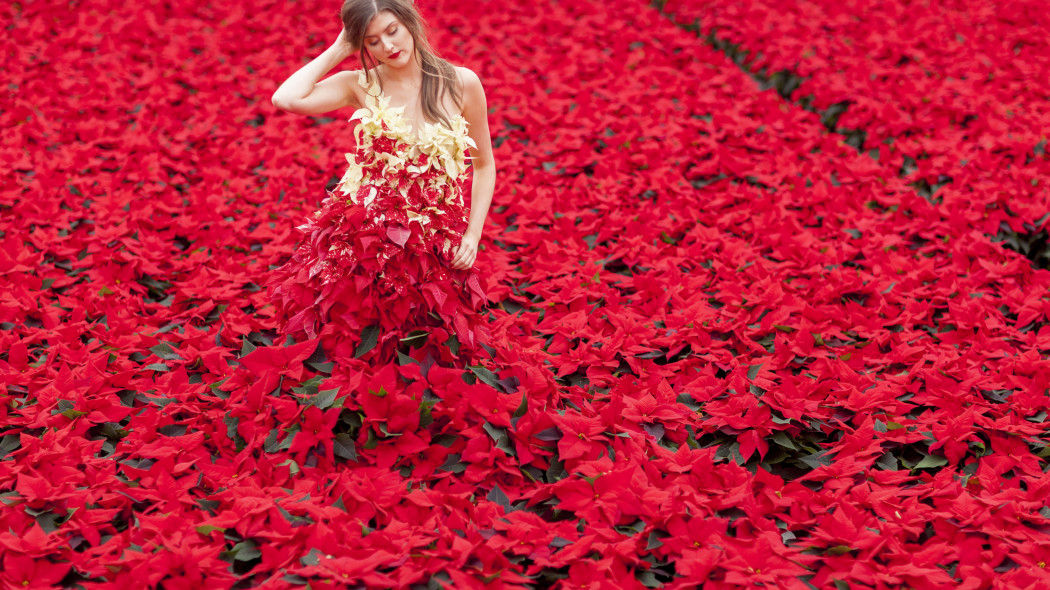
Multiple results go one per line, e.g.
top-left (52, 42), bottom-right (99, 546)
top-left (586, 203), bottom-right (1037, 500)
top-left (450, 244), bottom-right (465, 269)
top-left (333, 28), bottom-right (348, 48)
top-left (450, 242), bottom-right (476, 270)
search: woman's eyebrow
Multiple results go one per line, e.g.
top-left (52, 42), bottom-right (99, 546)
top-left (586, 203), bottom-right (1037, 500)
top-left (364, 20), bottom-right (398, 39)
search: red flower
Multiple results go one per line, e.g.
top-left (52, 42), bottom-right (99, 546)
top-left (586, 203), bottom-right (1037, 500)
top-left (287, 404), bottom-right (340, 460)
top-left (1, 553), bottom-right (70, 589)
top-left (237, 338), bottom-right (318, 380)
top-left (552, 412), bottom-right (607, 462)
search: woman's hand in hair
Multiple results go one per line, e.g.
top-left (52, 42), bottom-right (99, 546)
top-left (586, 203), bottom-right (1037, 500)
top-left (330, 28), bottom-right (352, 59)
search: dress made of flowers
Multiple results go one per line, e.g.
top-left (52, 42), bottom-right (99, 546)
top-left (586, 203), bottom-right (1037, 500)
top-left (268, 70), bottom-right (490, 361)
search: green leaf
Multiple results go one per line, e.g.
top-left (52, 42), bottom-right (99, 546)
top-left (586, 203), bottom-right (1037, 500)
top-left (645, 530), bottom-right (669, 550)
top-left (362, 428), bottom-right (378, 450)
top-left (377, 422), bottom-right (402, 437)
top-left (229, 540), bottom-right (262, 562)
top-left (209, 376), bottom-right (231, 399)
top-left (354, 325), bottom-right (379, 358)
top-left (399, 329), bottom-right (429, 348)
top-left (278, 459), bottom-right (300, 476)
top-left (0, 436), bottom-right (20, 457)
top-left (914, 453), bottom-right (948, 469)
top-left (139, 393), bottom-right (176, 408)
top-left (545, 456), bottom-right (566, 482)
top-left (617, 519), bottom-right (646, 535)
top-left (157, 424), bottom-right (188, 437)
top-left (433, 434), bottom-right (458, 447)
top-left (306, 360), bottom-right (334, 373)
top-left (637, 570), bottom-right (662, 588)
top-left (512, 393), bottom-right (528, 418)
top-left (799, 449), bottom-right (833, 470)
top-left (356, 323), bottom-right (382, 356)
top-left (332, 495), bottom-right (348, 512)
top-left (276, 503), bottom-right (314, 526)
top-left (263, 427), bottom-right (280, 453)
top-left (309, 387), bottom-right (340, 409)
top-left (771, 430), bottom-right (797, 450)
top-left (333, 433), bottom-right (357, 461)
top-left (675, 393), bottom-right (700, 411)
top-left (419, 399), bottom-right (436, 428)
top-left (291, 375), bottom-right (324, 396)
top-left (469, 365), bottom-right (501, 389)
top-left (299, 547), bottom-right (323, 567)
top-left (533, 427), bottom-right (562, 441)
top-left (278, 425), bottom-right (299, 451)
top-left (149, 342), bottom-right (182, 360)
top-left (35, 511), bottom-right (62, 534)
top-left (445, 333), bottom-right (460, 356)
top-left (486, 484), bottom-right (511, 510)
top-left (875, 452), bottom-right (898, 471)
top-left (438, 453), bottom-right (467, 473)
top-left (482, 421), bottom-right (515, 456)
top-left (550, 536), bottom-right (573, 548)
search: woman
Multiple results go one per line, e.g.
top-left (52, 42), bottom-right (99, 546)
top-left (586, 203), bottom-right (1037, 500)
top-left (267, 0), bottom-right (496, 364)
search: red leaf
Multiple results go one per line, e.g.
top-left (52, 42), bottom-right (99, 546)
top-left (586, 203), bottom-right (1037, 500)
top-left (386, 224), bottom-right (411, 247)
top-left (238, 338), bottom-right (318, 380)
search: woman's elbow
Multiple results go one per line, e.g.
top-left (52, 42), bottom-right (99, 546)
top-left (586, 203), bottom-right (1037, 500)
top-left (474, 158), bottom-right (497, 174)
top-left (271, 93), bottom-right (296, 112)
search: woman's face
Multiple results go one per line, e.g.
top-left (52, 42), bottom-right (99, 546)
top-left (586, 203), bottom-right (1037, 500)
top-left (363, 11), bottom-right (414, 68)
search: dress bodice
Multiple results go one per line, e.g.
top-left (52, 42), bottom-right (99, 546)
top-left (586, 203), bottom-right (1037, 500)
top-left (332, 71), bottom-right (477, 208)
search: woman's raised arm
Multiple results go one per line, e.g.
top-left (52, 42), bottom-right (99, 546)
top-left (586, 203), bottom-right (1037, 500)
top-left (271, 29), bottom-right (360, 115)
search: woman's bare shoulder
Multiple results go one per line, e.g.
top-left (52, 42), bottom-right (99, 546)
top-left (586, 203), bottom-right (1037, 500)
top-left (454, 65), bottom-right (482, 89)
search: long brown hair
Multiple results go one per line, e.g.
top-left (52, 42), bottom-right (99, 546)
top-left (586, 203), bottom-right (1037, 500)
top-left (340, 0), bottom-right (463, 128)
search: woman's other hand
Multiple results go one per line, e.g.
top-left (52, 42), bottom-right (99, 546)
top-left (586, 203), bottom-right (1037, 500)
top-left (450, 232), bottom-right (480, 270)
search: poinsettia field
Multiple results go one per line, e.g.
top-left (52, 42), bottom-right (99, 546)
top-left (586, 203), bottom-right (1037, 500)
top-left (3, 0), bottom-right (1050, 587)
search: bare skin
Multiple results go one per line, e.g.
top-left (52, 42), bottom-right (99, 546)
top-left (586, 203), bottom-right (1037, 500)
top-left (272, 11), bottom-right (495, 271)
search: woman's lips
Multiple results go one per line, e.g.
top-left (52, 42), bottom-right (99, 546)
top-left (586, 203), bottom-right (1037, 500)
top-left (389, 51), bottom-right (401, 59)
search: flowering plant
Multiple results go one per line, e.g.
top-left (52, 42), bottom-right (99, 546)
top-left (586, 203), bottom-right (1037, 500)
top-left (1, 0), bottom-right (1048, 587)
